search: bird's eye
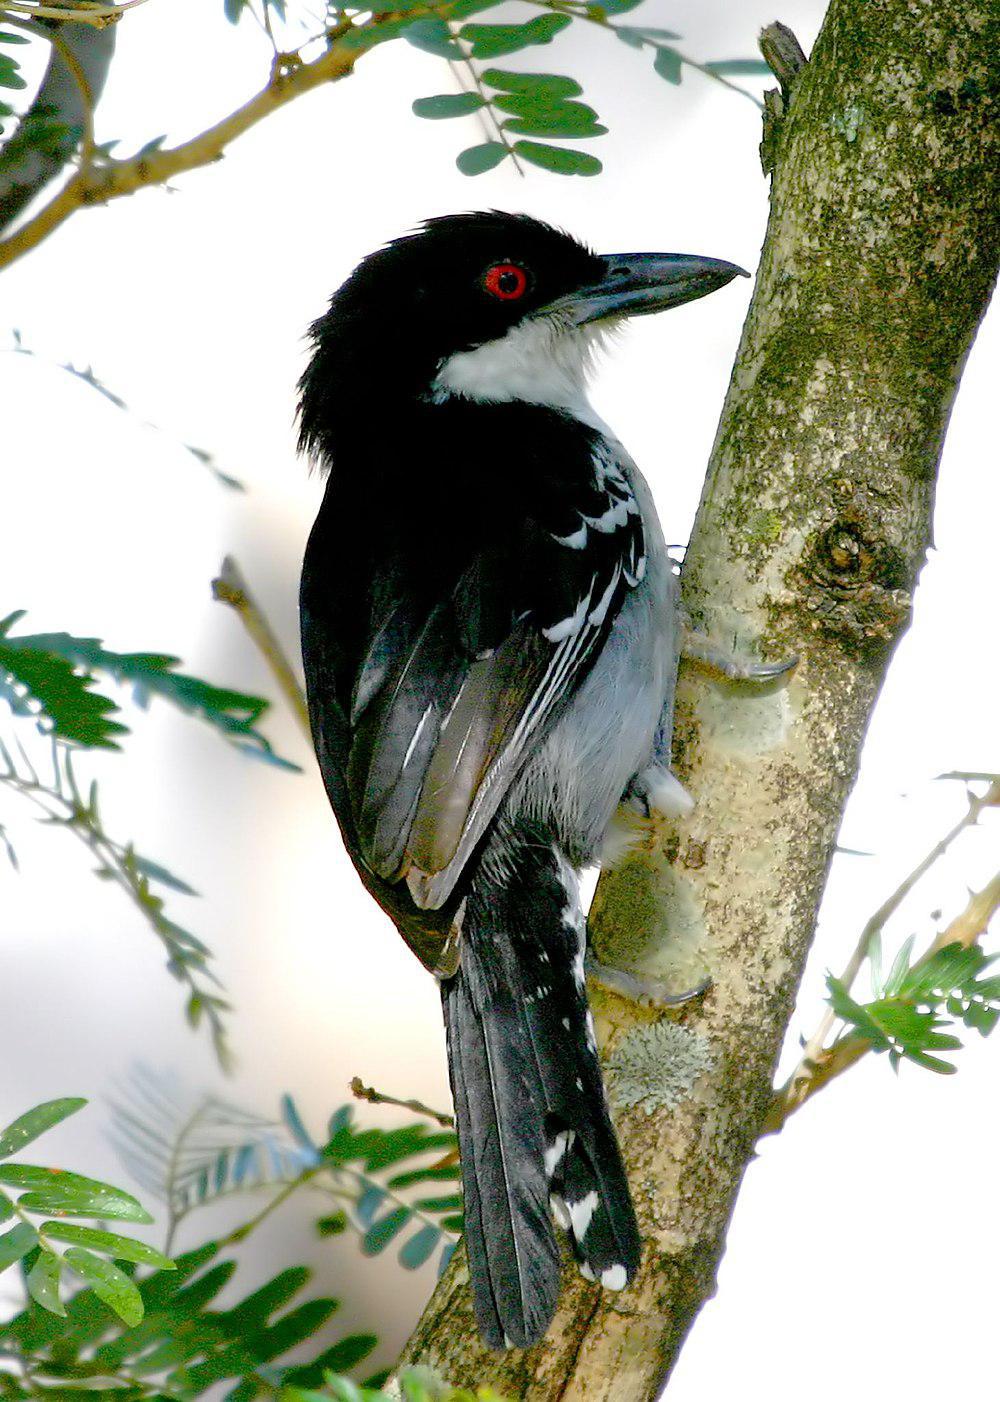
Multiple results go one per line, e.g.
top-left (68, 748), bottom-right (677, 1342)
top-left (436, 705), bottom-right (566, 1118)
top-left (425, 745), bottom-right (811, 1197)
top-left (483, 263), bottom-right (529, 301)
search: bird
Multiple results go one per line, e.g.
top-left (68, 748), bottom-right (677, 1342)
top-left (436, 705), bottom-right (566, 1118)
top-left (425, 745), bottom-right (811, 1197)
top-left (297, 211), bottom-right (746, 1350)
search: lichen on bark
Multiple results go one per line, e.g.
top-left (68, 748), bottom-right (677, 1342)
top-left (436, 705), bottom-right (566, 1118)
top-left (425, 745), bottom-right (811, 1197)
top-left (396, 1), bottom-right (1000, 1396)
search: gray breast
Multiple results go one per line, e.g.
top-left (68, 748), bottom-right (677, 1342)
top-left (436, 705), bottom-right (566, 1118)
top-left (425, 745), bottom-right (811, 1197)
top-left (507, 450), bottom-right (679, 864)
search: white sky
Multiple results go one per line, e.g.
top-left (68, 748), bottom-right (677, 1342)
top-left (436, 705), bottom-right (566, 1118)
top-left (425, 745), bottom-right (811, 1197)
top-left (2, 0), bottom-right (999, 1394)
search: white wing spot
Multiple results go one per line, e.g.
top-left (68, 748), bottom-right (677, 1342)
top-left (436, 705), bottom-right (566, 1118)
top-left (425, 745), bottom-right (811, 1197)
top-left (568, 1190), bottom-right (599, 1242)
top-left (552, 521), bottom-right (588, 550)
top-left (550, 1194), bottom-right (571, 1230)
top-left (544, 1129), bottom-right (574, 1178)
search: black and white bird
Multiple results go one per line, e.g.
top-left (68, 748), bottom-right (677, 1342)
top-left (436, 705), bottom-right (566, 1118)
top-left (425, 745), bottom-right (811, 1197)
top-left (298, 212), bottom-right (745, 1349)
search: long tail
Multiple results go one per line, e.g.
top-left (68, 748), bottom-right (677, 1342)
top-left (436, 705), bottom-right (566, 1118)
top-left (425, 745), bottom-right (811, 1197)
top-left (441, 830), bottom-right (641, 1349)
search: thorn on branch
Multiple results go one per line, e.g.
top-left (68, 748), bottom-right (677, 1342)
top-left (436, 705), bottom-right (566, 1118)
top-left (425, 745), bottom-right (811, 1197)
top-left (758, 21), bottom-right (808, 175)
top-left (759, 21), bottom-right (807, 97)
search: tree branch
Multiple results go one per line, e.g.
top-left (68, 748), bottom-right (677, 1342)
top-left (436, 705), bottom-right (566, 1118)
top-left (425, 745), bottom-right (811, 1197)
top-left (211, 555), bottom-right (311, 742)
top-left (0, 1), bottom-right (466, 272)
top-left (0, 18), bottom-right (115, 234)
top-left (396, 0), bottom-right (1000, 1394)
top-left (776, 778), bottom-right (1000, 1115)
top-left (763, 864), bottom-right (1000, 1132)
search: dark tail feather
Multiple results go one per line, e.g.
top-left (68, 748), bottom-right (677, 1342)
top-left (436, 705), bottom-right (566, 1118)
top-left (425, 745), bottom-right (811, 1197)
top-left (442, 830), bottom-right (640, 1350)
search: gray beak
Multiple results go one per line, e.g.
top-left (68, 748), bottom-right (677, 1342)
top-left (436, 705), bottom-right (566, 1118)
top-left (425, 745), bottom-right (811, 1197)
top-left (543, 252), bottom-right (750, 326)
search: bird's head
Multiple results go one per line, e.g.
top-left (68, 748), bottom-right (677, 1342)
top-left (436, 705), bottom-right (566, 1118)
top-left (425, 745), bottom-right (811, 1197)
top-left (299, 211), bottom-right (747, 460)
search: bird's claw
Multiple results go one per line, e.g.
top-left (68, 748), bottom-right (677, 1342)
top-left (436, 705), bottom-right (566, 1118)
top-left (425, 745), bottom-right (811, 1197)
top-left (585, 955), bottom-right (710, 1009)
top-left (680, 627), bottom-right (798, 686)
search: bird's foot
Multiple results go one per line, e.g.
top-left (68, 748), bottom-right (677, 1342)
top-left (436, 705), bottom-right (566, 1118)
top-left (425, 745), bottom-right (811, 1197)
top-left (680, 627), bottom-right (798, 686)
top-left (585, 954), bottom-right (710, 1009)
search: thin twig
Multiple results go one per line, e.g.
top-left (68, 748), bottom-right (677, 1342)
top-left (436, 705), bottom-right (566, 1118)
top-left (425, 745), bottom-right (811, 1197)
top-left (350, 1075), bottom-right (454, 1128)
top-left (775, 779), bottom-right (1000, 1116)
top-left (450, 44), bottom-right (525, 176)
top-left (0, 739), bottom-right (230, 1064)
top-left (212, 555), bottom-right (311, 742)
top-left (0, 0), bottom-right (144, 26)
top-left (764, 797), bottom-right (1000, 1136)
top-left (0, 2), bottom-right (461, 272)
top-left (528, 0), bottom-right (765, 108)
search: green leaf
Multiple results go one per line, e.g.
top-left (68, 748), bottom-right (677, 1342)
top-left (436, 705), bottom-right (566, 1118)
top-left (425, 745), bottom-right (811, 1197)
top-left (0, 1099), bottom-right (87, 1160)
top-left (412, 92), bottom-right (486, 119)
top-left (0, 28), bottom-right (30, 42)
top-left (456, 141), bottom-right (509, 175)
top-left (0, 1166), bottom-right (152, 1223)
top-left (412, 1193), bottom-right (463, 1212)
top-left (386, 1162), bottom-right (461, 1189)
top-left (459, 14), bottom-right (571, 58)
top-left (355, 1186), bottom-right (385, 1225)
top-left (361, 1206), bottom-right (410, 1255)
top-left (883, 934), bottom-right (916, 998)
top-left (403, 18), bottom-right (460, 56)
top-left (0, 639), bottom-right (126, 749)
top-left (481, 68), bottom-right (582, 99)
top-left (129, 854), bottom-right (197, 896)
top-left (26, 1249), bottom-right (64, 1316)
top-left (16, 631), bottom-right (284, 761)
top-left (316, 1211), bottom-right (348, 1236)
top-left (0, 1221), bottom-right (38, 1271)
top-left (280, 1094), bottom-right (320, 1156)
top-left (308, 1331), bottom-right (378, 1373)
top-left (224, 0), bottom-right (250, 21)
top-left (653, 46), bottom-right (682, 83)
top-left (613, 25), bottom-right (647, 49)
top-left (0, 52), bottom-right (27, 90)
top-left (500, 94), bottom-right (607, 138)
top-left (0, 1196), bottom-right (12, 1222)
top-left (63, 1247), bottom-right (144, 1326)
top-left (399, 1225), bottom-right (440, 1269)
top-left (41, 1224), bottom-right (174, 1268)
top-left (512, 140), bottom-right (602, 175)
top-left (703, 57), bottom-right (772, 75)
top-left (587, 0), bottom-right (644, 13)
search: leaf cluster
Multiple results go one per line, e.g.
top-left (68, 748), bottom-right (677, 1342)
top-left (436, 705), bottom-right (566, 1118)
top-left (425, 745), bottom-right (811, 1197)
top-left (0, 1236), bottom-right (383, 1399)
top-left (828, 938), bottom-right (1000, 1074)
top-left (0, 1099), bottom-right (172, 1329)
top-left (0, 741), bottom-right (230, 1057)
top-left (0, 611), bottom-right (291, 767)
top-left (109, 1072), bottom-right (462, 1280)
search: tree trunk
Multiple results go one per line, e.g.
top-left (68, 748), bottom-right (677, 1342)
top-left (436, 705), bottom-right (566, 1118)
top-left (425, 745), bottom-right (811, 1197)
top-left (397, 0), bottom-right (1000, 1395)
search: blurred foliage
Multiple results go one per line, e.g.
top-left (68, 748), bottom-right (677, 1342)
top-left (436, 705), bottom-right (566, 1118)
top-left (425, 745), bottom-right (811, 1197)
top-left (0, 602), bottom-right (298, 1062)
top-left (0, 0), bottom-right (770, 222)
top-left (828, 938), bottom-right (1000, 1074)
top-left (0, 1097), bottom-right (171, 1328)
top-left (108, 1068), bottom-right (462, 1281)
top-left (0, 610), bottom-right (291, 764)
top-left (0, 1094), bottom-right (482, 1400)
top-left (0, 734), bottom-right (232, 1060)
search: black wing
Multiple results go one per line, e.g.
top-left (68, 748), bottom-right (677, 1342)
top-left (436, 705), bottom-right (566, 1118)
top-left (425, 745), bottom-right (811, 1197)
top-left (301, 406), bottom-right (646, 955)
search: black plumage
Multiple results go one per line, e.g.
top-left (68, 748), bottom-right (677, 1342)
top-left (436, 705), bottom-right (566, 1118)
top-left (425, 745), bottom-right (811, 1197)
top-left (298, 212), bottom-right (744, 1346)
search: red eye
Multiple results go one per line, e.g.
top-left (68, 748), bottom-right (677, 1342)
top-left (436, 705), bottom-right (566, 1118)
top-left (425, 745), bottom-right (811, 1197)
top-left (484, 263), bottom-right (528, 301)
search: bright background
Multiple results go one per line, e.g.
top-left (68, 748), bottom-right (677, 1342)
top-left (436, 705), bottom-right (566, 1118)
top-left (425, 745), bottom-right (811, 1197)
top-left (2, 0), bottom-right (999, 1395)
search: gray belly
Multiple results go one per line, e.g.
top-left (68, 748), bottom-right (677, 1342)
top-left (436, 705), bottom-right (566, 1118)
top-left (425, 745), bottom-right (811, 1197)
top-left (507, 468), bottom-right (678, 864)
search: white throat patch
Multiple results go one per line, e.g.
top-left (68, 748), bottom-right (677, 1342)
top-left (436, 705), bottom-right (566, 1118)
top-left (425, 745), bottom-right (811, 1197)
top-left (430, 315), bottom-right (610, 418)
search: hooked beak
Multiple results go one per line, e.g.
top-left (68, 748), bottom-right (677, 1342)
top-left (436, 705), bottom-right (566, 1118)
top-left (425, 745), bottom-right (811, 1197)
top-left (542, 252), bottom-right (750, 326)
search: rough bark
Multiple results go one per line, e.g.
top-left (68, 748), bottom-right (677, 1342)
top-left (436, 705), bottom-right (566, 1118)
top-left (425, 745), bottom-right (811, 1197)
top-left (397, 0), bottom-right (1000, 1396)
